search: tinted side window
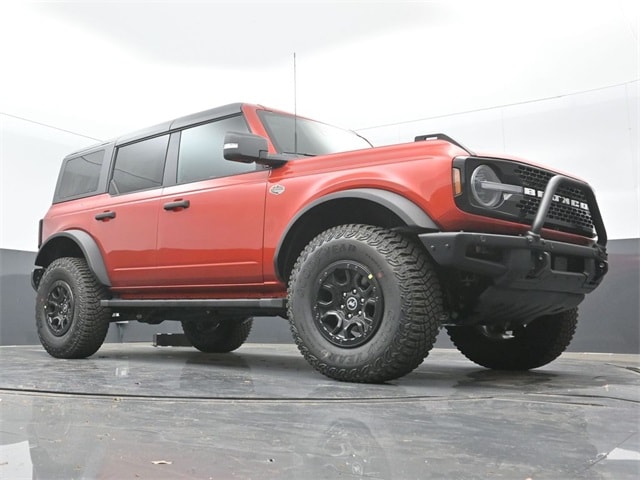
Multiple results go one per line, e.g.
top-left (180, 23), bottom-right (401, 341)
top-left (177, 115), bottom-right (254, 184)
top-left (110, 135), bottom-right (169, 195)
top-left (57, 150), bottom-right (105, 199)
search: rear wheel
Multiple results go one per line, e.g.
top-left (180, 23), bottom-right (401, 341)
top-left (287, 224), bottom-right (443, 383)
top-left (446, 308), bottom-right (578, 370)
top-left (181, 317), bottom-right (253, 353)
top-left (35, 257), bottom-right (110, 358)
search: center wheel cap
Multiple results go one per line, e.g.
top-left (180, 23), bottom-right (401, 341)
top-left (346, 297), bottom-right (358, 311)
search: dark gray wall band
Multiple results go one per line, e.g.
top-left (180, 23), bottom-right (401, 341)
top-left (1, 239), bottom-right (638, 353)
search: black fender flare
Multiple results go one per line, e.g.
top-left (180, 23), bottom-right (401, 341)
top-left (35, 230), bottom-right (111, 287)
top-left (274, 188), bottom-right (440, 279)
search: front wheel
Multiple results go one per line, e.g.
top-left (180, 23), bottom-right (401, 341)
top-left (35, 257), bottom-right (111, 359)
top-left (446, 308), bottom-right (579, 370)
top-left (287, 224), bottom-right (443, 383)
top-left (181, 317), bottom-right (253, 353)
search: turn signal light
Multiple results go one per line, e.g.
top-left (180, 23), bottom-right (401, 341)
top-left (452, 168), bottom-right (462, 196)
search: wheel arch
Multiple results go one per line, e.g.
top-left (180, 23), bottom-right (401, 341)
top-left (35, 230), bottom-right (111, 287)
top-left (274, 188), bottom-right (439, 283)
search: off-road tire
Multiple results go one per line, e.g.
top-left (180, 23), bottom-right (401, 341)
top-left (287, 224), bottom-right (442, 383)
top-left (35, 257), bottom-right (110, 359)
top-left (181, 317), bottom-right (253, 353)
top-left (446, 308), bottom-right (579, 370)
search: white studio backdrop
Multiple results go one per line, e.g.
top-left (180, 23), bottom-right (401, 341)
top-left (0, 1), bottom-right (637, 138)
top-left (0, 114), bottom-right (98, 251)
top-left (0, 1), bottom-right (638, 251)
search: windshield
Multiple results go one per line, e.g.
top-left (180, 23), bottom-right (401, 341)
top-left (258, 111), bottom-right (372, 157)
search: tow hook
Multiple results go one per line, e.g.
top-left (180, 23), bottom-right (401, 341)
top-left (529, 251), bottom-right (551, 278)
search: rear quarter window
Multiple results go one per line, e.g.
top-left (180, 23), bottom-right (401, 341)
top-left (56, 150), bottom-right (105, 200)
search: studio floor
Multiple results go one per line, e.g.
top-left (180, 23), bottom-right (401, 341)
top-left (0, 343), bottom-right (638, 479)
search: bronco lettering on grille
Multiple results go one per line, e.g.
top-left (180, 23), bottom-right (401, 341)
top-left (523, 187), bottom-right (589, 211)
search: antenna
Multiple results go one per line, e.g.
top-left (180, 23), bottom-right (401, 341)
top-left (293, 52), bottom-right (298, 154)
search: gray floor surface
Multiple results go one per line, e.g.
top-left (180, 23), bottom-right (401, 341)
top-left (1, 343), bottom-right (638, 479)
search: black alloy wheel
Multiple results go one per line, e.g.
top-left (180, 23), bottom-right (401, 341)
top-left (313, 261), bottom-right (384, 348)
top-left (44, 280), bottom-right (75, 337)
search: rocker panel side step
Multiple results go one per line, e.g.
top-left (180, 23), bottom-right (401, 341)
top-left (101, 298), bottom-right (286, 309)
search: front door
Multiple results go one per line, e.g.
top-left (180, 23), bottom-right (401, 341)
top-left (155, 115), bottom-right (268, 287)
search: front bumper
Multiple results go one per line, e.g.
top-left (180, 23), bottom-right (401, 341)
top-left (419, 173), bottom-right (608, 324)
top-left (422, 172), bottom-right (608, 295)
top-left (420, 231), bottom-right (608, 295)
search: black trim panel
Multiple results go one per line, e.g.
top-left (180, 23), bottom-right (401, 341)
top-left (415, 133), bottom-right (475, 155)
top-left (34, 230), bottom-right (111, 287)
top-left (273, 188), bottom-right (440, 279)
top-left (281, 188), bottom-right (439, 237)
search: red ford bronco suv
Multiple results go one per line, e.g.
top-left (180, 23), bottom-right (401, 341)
top-left (32, 103), bottom-right (608, 382)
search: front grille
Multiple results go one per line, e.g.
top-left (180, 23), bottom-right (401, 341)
top-left (453, 157), bottom-right (598, 238)
top-left (514, 166), bottom-right (595, 234)
top-left (514, 165), bottom-right (551, 190)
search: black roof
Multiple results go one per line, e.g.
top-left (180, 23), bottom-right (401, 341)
top-left (116, 102), bottom-right (244, 145)
top-left (67, 103), bottom-right (245, 157)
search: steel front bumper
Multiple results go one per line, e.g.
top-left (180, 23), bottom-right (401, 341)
top-left (420, 174), bottom-right (608, 324)
top-left (422, 173), bottom-right (608, 295)
top-left (419, 231), bottom-right (608, 295)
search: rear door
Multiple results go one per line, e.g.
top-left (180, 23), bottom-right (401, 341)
top-left (90, 134), bottom-right (168, 287)
top-left (155, 115), bottom-right (268, 286)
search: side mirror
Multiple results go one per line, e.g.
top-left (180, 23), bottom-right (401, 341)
top-left (223, 132), bottom-right (288, 167)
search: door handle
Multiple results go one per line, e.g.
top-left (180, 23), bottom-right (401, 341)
top-left (95, 211), bottom-right (116, 221)
top-left (163, 199), bottom-right (190, 211)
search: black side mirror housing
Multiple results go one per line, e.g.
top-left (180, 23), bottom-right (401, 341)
top-left (223, 132), bottom-right (288, 167)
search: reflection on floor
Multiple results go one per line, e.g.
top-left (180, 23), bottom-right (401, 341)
top-left (0, 343), bottom-right (638, 479)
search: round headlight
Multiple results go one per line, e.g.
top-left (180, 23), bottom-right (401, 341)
top-left (470, 165), bottom-right (503, 208)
